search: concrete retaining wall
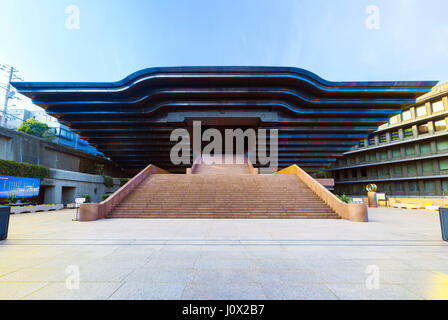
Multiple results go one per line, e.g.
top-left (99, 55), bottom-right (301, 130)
top-left (0, 126), bottom-right (127, 204)
top-left (0, 126), bottom-right (122, 176)
top-left (41, 168), bottom-right (121, 204)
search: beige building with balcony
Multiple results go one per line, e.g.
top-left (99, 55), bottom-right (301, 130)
top-left (330, 82), bottom-right (448, 207)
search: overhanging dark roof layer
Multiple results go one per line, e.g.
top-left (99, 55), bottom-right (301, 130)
top-left (12, 67), bottom-right (438, 172)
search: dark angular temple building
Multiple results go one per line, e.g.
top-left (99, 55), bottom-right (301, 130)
top-left (12, 67), bottom-right (437, 173)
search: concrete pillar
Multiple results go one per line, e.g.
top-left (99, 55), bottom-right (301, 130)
top-left (436, 179), bottom-right (443, 196)
top-left (427, 121), bottom-right (435, 134)
top-left (411, 124), bottom-right (419, 137)
top-left (362, 138), bottom-right (368, 147)
top-left (418, 180), bottom-right (425, 194)
top-left (403, 163), bottom-right (409, 176)
top-left (443, 96), bottom-right (448, 111)
top-left (417, 161), bottom-right (423, 176)
top-left (431, 139), bottom-right (437, 154)
top-left (44, 185), bottom-right (62, 204)
top-left (387, 149), bottom-right (393, 159)
top-left (370, 135), bottom-right (377, 146)
top-left (425, 102), bottom-right (431, 115)
top-left (409, 106), bottom-right (416, 120)
top-left (433, 158), bottom-right (439, 174)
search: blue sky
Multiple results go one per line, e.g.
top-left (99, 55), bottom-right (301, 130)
top-left (0, 0), bottom-right (447, 84)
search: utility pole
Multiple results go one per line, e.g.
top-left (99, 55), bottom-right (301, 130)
top-left (1, 66), bottom-right (15, 127)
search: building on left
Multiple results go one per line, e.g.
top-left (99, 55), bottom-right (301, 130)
top-left (3, 108), bottom-right (101, 156)
top-left (0, 123), bottom-right (125, 205)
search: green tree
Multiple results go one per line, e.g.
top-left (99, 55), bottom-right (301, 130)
top-left (18, 118), bottom-right (55, 140)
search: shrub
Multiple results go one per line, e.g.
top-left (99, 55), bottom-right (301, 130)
top-left (102, 175), bottom-right (114, 188)
top-left (314, 170), bottom-right (332, 178)
top-left (101, 193), bottom-right (110, 201)
top-left (119, 177), bottom-right (129, 187)
top-left (17, 118), bottom-right (55, 141)
top-left (0, 159), bottom-right (49, 179)
top-left (337, 194), bottom-right (351, 204)
top-left (81, 194), bottom-right (91, 203)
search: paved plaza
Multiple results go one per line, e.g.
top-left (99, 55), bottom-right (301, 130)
top-left (1, 207), bottom-right (448, 300)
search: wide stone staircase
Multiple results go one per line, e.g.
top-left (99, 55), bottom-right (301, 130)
top-left (108, 160), bottom-right (339, 219)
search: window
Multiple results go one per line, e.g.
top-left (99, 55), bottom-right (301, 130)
top-left (420, 143), bottom-right (431, 154)
top-left (418, 123), bottom-right (429, 134)
top-left (390, 115), bottom-right (399, 125)
top-left (359, 155), bottom-right (366, 163)
top-left (435, 119), bottom-right (446, 132)
top-left (424, 181), bottom-right (436, 193)
top-left (402, 110), bottom-right (412, 121)
top-left (380, 151), bottom-right (388, 160)
top-left (359, 139), bottom-right (365, 147)
top-left (369, 153), bottom-right (377, 161)
top-left (370, 168), bottom-right (378, 177)
top-left (422, 160), bottom-right (433, 173)
top-left (379, 133), bottom-right (387, 143)
top-left (437, 140), bottom-right (448, 151)
top-left (382, 184), bottom-right (391, 192)
top-left (352, 169), bottom-right (357, 178)
top-left (380, 167), bottom-right (389, 176)
top-left (440, 159), bottom-right (448, 171)
top-left (443, 180), bottom-right (448, 192)
top-left (432, 100), bottom-right (444, 113)
top-left (395, 183), bottom-right (404, 192)
top-left (416, 105), bottom-right (427, 117)
top-left (392, 148), bottom-right (401, 158)
top-left (361, 168), bottom-right (367, 177)
top-left (368, 137), bottom-right (376, 145)
top-left (391, 131), bottom-right (400, 141)
top-left (407, 163), bottom-right (417, 175)
top-left (393, 165), bottom-right (402, 175)
top-left (403, 128), bottom-right (414, 138)
top-left (409, 181), bottom-right (419, 192)
top-left (405, 145), bottom-right (416, 156)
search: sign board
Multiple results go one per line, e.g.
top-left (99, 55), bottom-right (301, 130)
top-left (352, 198), bottom-right (364, 204)
top-left (376, 193), bottom-right (386, 201)
top-left (0, 175), bottom-right (40, 199)
top-left (366, 183), bottom-right (378, 192)
top-left (75, 198), bottom-right (86, 208)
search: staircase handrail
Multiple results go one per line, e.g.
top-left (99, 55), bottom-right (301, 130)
top-left (79, 164), bottom-right (169, 221)
top-left (276, 165), bottom-right (367, 222)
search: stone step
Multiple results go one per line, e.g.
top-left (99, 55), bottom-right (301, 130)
top-left (108, 214), bottom-right (340, 219)
top-left (115, 203), bottom-right (332, 207)
top-left (112, 207), bottom-right (334, 211)
top-left (108, 162), bottom-right (337, 219)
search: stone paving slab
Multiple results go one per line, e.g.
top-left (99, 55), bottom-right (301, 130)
top-left (0, 208), bottom-right (447, 300)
